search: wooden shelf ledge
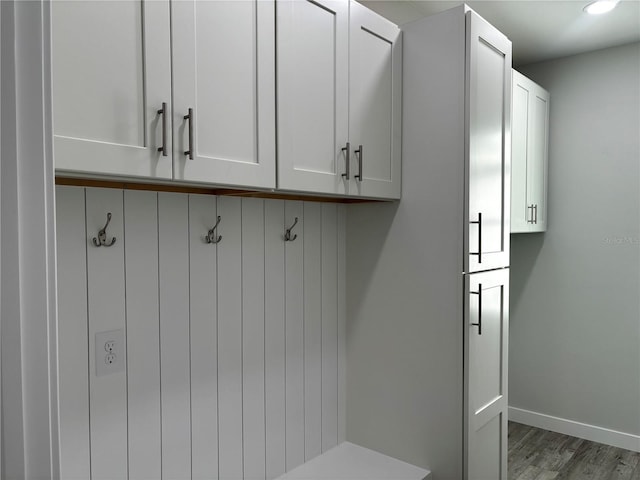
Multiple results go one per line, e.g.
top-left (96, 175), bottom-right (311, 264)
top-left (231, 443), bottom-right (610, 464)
top-left (55, 176), bottom-right (385, 204)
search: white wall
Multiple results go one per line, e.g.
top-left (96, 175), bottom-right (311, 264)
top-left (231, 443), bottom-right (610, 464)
top-left (510, 42), bottom-right (640, 445)
top-left (55, 187), bottom-right (347, 480)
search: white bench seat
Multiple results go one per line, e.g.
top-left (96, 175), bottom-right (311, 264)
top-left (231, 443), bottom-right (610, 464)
top-left (275, 442), bottom-right (431, 480)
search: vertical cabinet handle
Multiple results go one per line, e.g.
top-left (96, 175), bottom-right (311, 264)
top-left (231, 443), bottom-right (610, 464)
top-left (470, 213), bottom-right (482, 263)
top-left (354, 145), bottom-right (363, 181)
top-left (157, 102), bottom-right (168, 156)
top-left (184, 108), bottom-right (194, 160)
top-left (471, 284), bottom-right (482, 335)
top-left (534, 204), bottom-right (538, 224)
top-left (341, 142), bottom-right (350, 180)
top-left (527, 204), bottom-right (534, 224)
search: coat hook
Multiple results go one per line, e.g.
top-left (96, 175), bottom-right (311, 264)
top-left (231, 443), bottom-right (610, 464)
top-left (206, 215), bottom-right (222, 244)
top-left (92, 212), bottom-right (116, 247)
top-left (284, 217), bottom-right (299, 242)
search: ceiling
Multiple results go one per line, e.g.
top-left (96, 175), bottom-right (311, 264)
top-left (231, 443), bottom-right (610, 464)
top-left (357, 0), bottom-right (640, 66)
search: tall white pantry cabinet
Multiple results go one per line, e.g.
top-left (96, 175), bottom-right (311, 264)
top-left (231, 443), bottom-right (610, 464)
top-left (347, 5), bottom-right (511, 480)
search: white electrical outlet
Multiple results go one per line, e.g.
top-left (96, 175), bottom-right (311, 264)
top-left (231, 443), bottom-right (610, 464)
top-left (104, 340), bottom-right (116, 353)
top-left (95, 329), bottom-right (125, 376)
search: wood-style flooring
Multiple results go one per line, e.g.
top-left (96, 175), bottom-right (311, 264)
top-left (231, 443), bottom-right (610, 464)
top-left (508, 422), bottom-right (640, 480)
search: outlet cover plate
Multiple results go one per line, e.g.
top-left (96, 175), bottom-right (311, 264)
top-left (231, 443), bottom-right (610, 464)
top-left (95, 329), bottom-right (125, 376)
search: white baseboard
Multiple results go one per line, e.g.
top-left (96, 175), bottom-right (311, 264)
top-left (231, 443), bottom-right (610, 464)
top-left (509, 406), bottom-right (640, 453)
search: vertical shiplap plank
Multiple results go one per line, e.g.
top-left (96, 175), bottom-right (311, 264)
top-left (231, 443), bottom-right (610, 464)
top-left (285, 200), bottom-right (305, 471)
top-left (337, 205), bottom-right (347, 442)
top-left (189, 194), bottom-right (219, 480)
top-left (321, 204), bottom-right (338, 452)
top-left (217, 196), bottom-right (244, 480)
top-left (85, 187), bottom-right (128, 480)
top-left (265, 199), bottom-right (286, 480)
top-left (158, 192), bottom-right (191, 480)
top-left (303, 202), bottom-right (322, 461)
top-left (124, 190), bottom-right (161, 480)
top-left (242, 198), bottom-right (266, 480)
top-left (56, 186), bottom-right (91, 479)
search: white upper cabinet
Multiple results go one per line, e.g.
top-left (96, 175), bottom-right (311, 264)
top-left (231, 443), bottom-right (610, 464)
top-left (52, 0), bottom-right (399, 199)
top-left (466, 11), bottom-right (512, 273)
top-left (276, 0), bottom-right (350, 195)
top-left (52, 1), bottom-right (172, 179)
top-left (172, 0), bottom-right (276, 189)
top-left (511, 70), bottom-right (549, 233)
top-left (53, 0), bottom-right (275, 189)
top-left (277, 0), bottom-right (401, 198)
top-left (348, 2), bottom-right (402, 199)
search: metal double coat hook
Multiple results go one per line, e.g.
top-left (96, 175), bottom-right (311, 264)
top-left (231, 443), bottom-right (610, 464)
top-left (93, 212), bottom-right (116, 247)
top-left (206, 215), bottom-right (222, 244)
top-left (285, 217), bottom-right (299, 242)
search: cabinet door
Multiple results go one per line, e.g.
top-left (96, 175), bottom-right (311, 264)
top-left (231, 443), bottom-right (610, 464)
top-left (277, 0), bottom-right (349, 195)
top-left (511, 70), bottom-right (550, 233)
top-left (527, 82), bottom-right (549, 232)
top-left (172, 0), bottom-right (276, 188)
top-left (510, 70), bottom-right (530, 233)
top-left (349, 2), bottom-right (402, 199)
top-left (465, 11), bottom-right (511, 272)
top-left (52, 1), bottom-right (172, 179)
top-left (465, 269), bottom-right (509, 480)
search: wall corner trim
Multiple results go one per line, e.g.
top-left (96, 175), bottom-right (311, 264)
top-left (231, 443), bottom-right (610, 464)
top-left (508, 406), bottom-right (640, 453)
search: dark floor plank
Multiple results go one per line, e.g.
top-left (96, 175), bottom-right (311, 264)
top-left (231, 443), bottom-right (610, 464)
top-left (532, 430), bottom-right (582, 472)
top-left (534, 470), bottom-right (560, 480)
top-left (519, 465), bottom-right (543, 480)
top-left (510, 422), bottom-right (535, 450)
top-left (508, 422), bottom-right (640, 480)
top-left (509, 425), bottom-right (546, 478)
top-left (609, 449), bottom-right (640, 480)
top-left (555, 438), bottom-right (611, 479)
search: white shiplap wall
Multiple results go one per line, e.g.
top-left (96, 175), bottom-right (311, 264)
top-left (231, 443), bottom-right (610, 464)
top-left (56, 186), bottom-right (346, 480)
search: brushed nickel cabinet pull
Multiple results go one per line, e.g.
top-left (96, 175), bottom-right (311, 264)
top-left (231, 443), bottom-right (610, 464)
top-left (527, 204), bottom-right (534, 224)
top-left (157, 102), bottom-right (168, 156)
top-left (354, 144), bottom-right (363, 181)
top-left (184, 108), bottom-right (194, 160)
top-left (534, 204), bottom-right (538, 224)
top-left (470, 213), bottom-right (482, 263)
top-left (341, 142), bottom-right (350, 180)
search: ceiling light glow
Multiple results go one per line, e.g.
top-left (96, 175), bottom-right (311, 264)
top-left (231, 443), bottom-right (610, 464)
top-left (584, 0), bottom-right (620, 15)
